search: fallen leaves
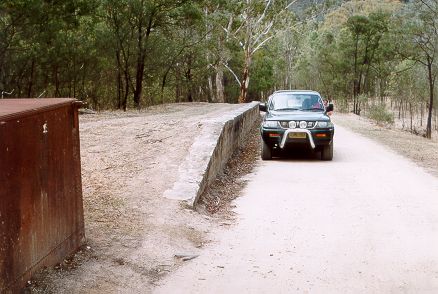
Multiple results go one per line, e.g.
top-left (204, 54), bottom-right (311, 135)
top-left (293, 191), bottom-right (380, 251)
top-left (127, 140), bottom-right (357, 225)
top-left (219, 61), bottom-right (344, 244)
top-left (200, 118), bottom-right (261, 215)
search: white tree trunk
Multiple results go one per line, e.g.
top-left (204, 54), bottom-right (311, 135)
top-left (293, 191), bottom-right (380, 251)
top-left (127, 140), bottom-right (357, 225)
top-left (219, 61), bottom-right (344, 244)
top-left (216, 68), bottom-right (225, 103)
top-left (208, 75), bottom-right (215, 102)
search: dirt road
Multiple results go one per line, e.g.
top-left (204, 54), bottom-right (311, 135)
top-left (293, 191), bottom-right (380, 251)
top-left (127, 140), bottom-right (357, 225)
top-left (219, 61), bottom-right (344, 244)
top-left (154, 124), bottom-right (438, 293)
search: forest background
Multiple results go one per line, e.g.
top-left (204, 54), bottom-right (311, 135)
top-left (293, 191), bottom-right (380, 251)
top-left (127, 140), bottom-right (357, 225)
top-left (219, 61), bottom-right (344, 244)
top-left (0, 0), bottom-right (437, 138)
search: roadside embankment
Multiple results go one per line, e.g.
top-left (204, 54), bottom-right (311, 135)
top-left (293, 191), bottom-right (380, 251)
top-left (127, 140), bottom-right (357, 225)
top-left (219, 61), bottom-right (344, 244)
top-left (333, 113), bottom-right (438, 177)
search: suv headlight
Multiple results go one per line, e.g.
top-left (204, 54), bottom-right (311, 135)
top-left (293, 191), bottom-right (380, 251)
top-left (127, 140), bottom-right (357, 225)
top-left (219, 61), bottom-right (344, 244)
top-left (262, 121), bottom-right (279, 128)
top-left (317, 121), bottom-right (334, 128)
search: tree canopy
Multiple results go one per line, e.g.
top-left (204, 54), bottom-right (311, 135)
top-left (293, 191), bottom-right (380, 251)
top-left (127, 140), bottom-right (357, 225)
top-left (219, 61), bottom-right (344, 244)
top-left (0, 0), bottom-right (437, 136)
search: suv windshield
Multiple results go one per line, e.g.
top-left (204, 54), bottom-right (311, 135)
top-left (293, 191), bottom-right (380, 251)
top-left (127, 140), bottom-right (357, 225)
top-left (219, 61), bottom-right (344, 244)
top-left (269, 93), bottom-right (324, 111)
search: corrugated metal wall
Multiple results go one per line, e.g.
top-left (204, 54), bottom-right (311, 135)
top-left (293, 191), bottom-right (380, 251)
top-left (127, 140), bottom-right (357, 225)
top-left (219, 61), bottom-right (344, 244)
top-left (0, 99), bottom-right (85, 292)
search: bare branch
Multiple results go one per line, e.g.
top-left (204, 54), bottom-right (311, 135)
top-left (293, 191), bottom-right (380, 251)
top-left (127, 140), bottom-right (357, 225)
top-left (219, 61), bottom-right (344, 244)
top-left (233, 21), bottom-right (245, 36)
top-left (252, 20), bottom-right (274, 47)
top-left (255, 0), bottom-right (272, 28)
top-left (222, 25), bottom-right (246, 49)
top-left (223, 62), bottom-right (242, 87)
top-left (419, 0), bottom-right (438, 14)
top-left (285, 0), bottom-right (300, 10)
top-left (252, 35), bottom-right (274, 54)
top-left (225, 14), bottom-right (234, 40)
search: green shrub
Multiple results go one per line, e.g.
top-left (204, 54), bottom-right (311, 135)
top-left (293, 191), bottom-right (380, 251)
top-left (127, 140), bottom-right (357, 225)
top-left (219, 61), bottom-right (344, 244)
top-left (368, 104), bottom-right (394, 124)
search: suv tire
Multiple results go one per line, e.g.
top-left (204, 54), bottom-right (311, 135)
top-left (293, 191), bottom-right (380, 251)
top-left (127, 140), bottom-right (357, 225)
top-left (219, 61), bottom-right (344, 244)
top-left (321, 142), bottom-right (333, 161)
top-left (261, 139), bottom-right (272, 160)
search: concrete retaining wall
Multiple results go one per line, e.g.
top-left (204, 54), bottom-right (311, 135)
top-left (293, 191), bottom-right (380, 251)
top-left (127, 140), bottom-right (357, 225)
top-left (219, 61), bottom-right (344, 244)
top-left (164, 102), bottom-right (259, 207)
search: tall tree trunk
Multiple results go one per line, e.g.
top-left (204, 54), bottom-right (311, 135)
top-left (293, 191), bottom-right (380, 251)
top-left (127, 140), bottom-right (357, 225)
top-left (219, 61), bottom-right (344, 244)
top-left (421, 102), bottom-right (424, 127)
top-left (426, 59), bottom-right (435, 139)
top-left (398, 99), bottom-right (402, 119)
top-left (27, 59), bottom-right (35, 98)
top-left (216, 34), bottom-right (226, 103)
top-left (239, 65), bottom-right (249, 103)
top-left (133, 54), bottom-right (145, 108)
top-left (353, 35), bottom-right (359, 115)
top-left (435, 106), bottom-right (437, 130)
top-left (207, 75), bottom-right (214, 102)
top-left (133, 14), bottom-right (153, 109)
top-left (175, 66), bottom-right (181, 102)
top-left (409, 102), bottom-right (413, 132)
top-left (215, 68), bottom-right (225, 103)
top-left (185, 54), bottom-right (193, 102)
top-left (239, 51), bottom-right (251, 103)
top-left (116, 50), bottom-right (123, 109)
top-left (54, 66), bottom-right (60, 97)
top-left (285, 48), bottom-right (292, 89)
top-left (122, 70), bottom-right (129, 111)
top-left (72, 54), bottom-right (77, 98)
top-left (160, 69), bottom-right (169, 104)
top-left (434, 107), bottom-right (437, 131)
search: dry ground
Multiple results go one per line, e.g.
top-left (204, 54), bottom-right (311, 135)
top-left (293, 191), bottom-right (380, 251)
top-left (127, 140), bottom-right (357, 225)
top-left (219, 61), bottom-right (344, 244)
top-left (28, 103), bottom-right (249, 293)
top-left (27, 107), bottom-right (437, 293)
top-left (333, 113), bottom-right (438, 177)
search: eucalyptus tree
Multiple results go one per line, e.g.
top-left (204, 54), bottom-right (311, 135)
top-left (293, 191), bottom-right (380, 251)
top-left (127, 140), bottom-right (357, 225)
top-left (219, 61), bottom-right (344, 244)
top-left (388, 61), bottom-right (429, 131)
top-left (201, 0), bottom-right (230, 103)
top-left (104, 0), bottom-right (198, 109)
top-left (268, 12), bottom-right (301, 90)
top-left (221, 0), bottom-right (295, 103)
top-left (344, 12), bottom-right (390, 114)
top-left (0, 1), bottom-right (16, 94)
top-left (0, 0), bottom-right (99, 99)
top-left (396, 0), bottom-right (438, 138)
top-left (284, 0), bottom-right (401, 112)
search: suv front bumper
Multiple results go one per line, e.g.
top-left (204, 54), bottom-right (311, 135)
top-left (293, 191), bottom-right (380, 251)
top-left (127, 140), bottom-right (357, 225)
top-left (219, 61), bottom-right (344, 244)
top-left (261, 127), bottom-right (334, 149)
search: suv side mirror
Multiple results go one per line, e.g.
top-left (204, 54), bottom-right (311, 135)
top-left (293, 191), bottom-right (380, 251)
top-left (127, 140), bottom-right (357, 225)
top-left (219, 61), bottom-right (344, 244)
top-left (327, 103), bottom-right (334, 112)
top-left (325, 103), bottom-right (334, 115)
top-left (259, 102), bottom-right (267, 112)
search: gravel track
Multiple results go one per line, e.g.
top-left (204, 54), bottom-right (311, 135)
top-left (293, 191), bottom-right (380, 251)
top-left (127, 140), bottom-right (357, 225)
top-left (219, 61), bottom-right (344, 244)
top-left (154, 117), bottom-right (438, 294)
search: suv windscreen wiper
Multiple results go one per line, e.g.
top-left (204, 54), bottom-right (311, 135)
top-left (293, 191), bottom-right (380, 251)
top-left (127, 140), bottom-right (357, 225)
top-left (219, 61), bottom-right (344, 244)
top-left (301, 108), bottom-right (324, 111)
top-left (274, 108), bottom-right (299, 111)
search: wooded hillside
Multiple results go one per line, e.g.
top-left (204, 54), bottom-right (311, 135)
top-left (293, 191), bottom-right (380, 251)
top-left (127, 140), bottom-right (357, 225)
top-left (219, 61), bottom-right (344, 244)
top-left (0, 0), bottom-right (436, 137)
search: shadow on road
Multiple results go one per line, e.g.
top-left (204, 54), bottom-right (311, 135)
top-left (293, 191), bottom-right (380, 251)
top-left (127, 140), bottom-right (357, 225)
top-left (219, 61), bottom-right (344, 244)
top-left (270, 148), bottom-right (321, 161)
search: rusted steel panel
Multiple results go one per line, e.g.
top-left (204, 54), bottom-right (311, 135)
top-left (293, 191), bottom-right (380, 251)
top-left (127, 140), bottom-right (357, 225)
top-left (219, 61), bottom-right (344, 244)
top-left (0, 98), bottom-right (85, 292)
top-left (0, 98), bottom-right (76, 119)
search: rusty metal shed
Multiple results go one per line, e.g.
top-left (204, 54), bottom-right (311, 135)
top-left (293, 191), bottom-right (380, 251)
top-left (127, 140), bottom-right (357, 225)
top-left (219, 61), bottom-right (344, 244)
top-left (0, 98), bottom-right (85, 292)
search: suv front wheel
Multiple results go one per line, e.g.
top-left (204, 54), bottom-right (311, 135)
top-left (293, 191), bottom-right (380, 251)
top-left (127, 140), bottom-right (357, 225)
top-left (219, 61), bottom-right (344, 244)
top-left (321, 142), bottom-right (333, 161)
top-left (261, 139), bottom-right (272, 160)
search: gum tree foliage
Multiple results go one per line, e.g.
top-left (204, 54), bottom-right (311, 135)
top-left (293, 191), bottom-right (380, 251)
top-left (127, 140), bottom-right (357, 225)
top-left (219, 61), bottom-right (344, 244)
top-left (395, 0), bottom-right (438, 138)
top-left (103, 0), bottom-right (200, 109)
top-left (306, 9), bottom-right (393, 111)
top-left (1, 0), bottom-right (437, 139)
top-left (345, 12), bottom-right (390, 115)
top-left (0, 0), bottom-right (98, 99)
top-left (388, 60), bottom-right (429, 131)
top-left (266, 0), bottom-right (437, 137)
top-left (219, 0), bottom-right (295, 103)
top-left (0, 0), bottom-right (326, 107)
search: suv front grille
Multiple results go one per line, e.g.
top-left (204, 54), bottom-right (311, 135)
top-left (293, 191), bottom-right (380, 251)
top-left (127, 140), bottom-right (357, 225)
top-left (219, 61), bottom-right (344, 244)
top-left (279, 121), bottom-right (316, 129)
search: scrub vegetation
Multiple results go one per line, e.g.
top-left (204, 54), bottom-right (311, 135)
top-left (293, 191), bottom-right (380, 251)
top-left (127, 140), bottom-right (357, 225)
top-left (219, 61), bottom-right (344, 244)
top-left (0, 0), bottom-right (437, 137)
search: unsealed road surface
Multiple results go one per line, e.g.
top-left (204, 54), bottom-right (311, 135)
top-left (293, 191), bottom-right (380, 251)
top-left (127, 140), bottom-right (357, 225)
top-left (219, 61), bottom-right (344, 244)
top-left (155, 125), bottom-right (438, 294)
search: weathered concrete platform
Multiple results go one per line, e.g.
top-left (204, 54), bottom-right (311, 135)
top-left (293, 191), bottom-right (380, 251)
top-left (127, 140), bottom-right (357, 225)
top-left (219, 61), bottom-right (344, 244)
top-left (163, 102), bottom-right (259, 206)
